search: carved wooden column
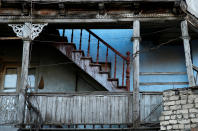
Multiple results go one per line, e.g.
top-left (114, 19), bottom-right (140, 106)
top-left (181, 20), bottom-right (196, 87)
top-left (9, 23), bottom-right (47, 125)
top-left (132, 20), bottom-right (140, 127)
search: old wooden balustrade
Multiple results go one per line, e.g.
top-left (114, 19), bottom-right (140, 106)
top-left (68, 29), bottom-right (131, 91)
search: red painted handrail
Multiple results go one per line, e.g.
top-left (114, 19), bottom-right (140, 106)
top-left (86, 29), bottom-right (128, 61)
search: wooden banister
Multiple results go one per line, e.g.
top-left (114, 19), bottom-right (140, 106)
top-left (86, 29), bottom-right (128, 61)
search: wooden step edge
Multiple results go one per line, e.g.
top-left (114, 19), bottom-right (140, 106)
top-left (89, 63), bottom-right (101, 67)
top-left (107, 78), bottom-right (119, 81)
top-left (117, 86), bottom-right (127, 89)
top-left (72, 50), bottom-right (85, 56)
top-left (81, 56), bottom-right (93, 63)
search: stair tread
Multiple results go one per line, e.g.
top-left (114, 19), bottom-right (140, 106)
top-left (117, 86), bottom-right (127, 89)
top-left (90, 63), bottom-right (101, 66)
top-left (108, 78), bottom-right (119, 81)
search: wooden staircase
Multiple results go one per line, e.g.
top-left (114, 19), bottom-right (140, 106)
top-left (52, 29), bottom-right (131, 92)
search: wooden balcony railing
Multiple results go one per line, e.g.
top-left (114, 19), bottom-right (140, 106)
top-left (70, 29), bottom-right (131, 90)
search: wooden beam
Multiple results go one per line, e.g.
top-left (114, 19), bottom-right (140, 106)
top-left (181, 20), bottom-right (196, 87)
top-left (18, 40), bottom-right (31, 124)
top-left (132, 20), bottom-right (140, 127)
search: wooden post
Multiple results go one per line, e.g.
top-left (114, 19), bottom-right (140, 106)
top-left (132, 20), bottom-right (140, 127)
top-left (181, 20), bottom-right (196, 87)
top-left (9, 23), bottom-right (47, 125)
top-left (18, 40), bottom-right (31, 124)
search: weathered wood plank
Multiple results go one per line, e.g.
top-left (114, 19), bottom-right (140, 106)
top-left (181, 20), bottom-right (196, 87)
top-left (0, 93), bottom-right (163, 125)
top-left (132, 20), bottom-right (140, 127)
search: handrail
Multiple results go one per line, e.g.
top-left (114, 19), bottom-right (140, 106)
top-left (85, 29), bottom-right (128, 61)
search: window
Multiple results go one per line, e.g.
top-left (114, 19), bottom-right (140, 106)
top-left (4, 68), bottom-right (17, 92)
top-left (28, 68), bottom-right (36, 88)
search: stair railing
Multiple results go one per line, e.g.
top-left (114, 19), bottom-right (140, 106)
top-left (70, 29), bottom-right (130, 91)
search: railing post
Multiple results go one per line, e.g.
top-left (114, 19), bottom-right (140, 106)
top-left (114, 54), bottom-right (117, 78)
top-left (96, 40), bottom-right (100, 64)
top-left (126, 52), bottom-right (130, 91)
top-left (71, 29), bottom-right (74, 43)
top-left (87, 33), bottom-right (91, 57)
top-left (79, 29), bottom-right (82, 50)
top-left (105, 47), bottom-right (108, 71)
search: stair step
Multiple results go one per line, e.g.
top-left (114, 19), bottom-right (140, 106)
top-left (72, 50), bottom-right (84, 56)
top-left (117, 86), bottom-right (127, 89)
top-left (99, 71), bottom-right (110, 77)
top-left (81, 56), bottom-right (92, 60)
top-left (108, 78), bottom-right (119, 81)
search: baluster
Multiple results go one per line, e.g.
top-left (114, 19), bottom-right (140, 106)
top-left (62, 29), bottom-right (65, 37)
top-left (87, 33), bottom-right (91, 57)
top-left (105, 47), bottom-right (108, 71)
top-left (126, 52), bottom-right (130, 91)
top-left (79, 29), bottom-right (82, 50)
top-left (114, 54), bottom-right (117, 78)
top-left (96, 40), bottom-right (100, 64)
top-left (71, 29), bottom-right (74, 43)
top-left (122, 59), bottom-right (125, 86)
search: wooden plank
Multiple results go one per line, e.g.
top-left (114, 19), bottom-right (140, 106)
top-left (132, 20), bottom-right (140, 127)
top-left (140, 82), bottom-right (189, 85)
top-left (140, 72), bottom-right (186, 75)
top-left (18, 40), bottom-right (31, 124)
top-left (181, 20), bottom-right (196, 87)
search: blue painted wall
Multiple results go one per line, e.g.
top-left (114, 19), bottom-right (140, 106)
top-left (59, 29), bottom-right (197, 92)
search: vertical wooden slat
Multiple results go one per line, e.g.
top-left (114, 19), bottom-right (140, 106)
top-left (114, 54), bottom-right (117, 78)
top-left (71, 29), bottom-right (74, 43)
top-left (126, 52), bottom-right (131, 91)
top-left (96, 40), bottom-right (100, 64)
top-left (79, 29), bottom-right (82, 50)
top-left (105, 47), bottom-right (108, 71)
top-left (87, 33), bottom-right (91, 57)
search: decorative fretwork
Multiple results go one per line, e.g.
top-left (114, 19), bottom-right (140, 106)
top-left (9, 23), bottom-right (47, 40)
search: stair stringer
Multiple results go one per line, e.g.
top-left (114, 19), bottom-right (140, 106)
top-left (71, 51), bottom-right (118, 92)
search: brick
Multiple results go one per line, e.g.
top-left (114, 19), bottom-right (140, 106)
top-left (180, 100), bottom-right (187, 104)
top-left (175, 100), bottom-right (181, 105)
top-left (177, 115), bottom-right (182, 119)
top-left (160, 121), bottom-right (169, 126)
top-left (191, 118), bottom-right (198, 123)
top-left (172, 124), bottom-right (179, 129)
top-left (180, 95), bottom-right (187, 100)
top-left (171, 115), bottom-right (176, 119)
top-left (195, 103), bottom-right (198, 108)
top-left (189, 113), bottom-right (196, 118)
top-left (191, 124), bottom-right (197, 128)
top-left (169, 119), bottom-right (177, 124)
top-left (178, 119), bottom-right (190, 124)
top-left (178, 124), bottom-right (184, 129)
top-left (163, 91), bottom-right (175, 97)
top-left (177, 109), bottom-right (188, 114)
top-left (160, 126), bottom-right (166, 131)
top-left (170, 105), bottom-right (181, 110)
top-left (182, 104), bottom-right (193, 109)
top-left (159, 116), bottom-right (164, 121)
top-left (184, 124), bottom-right (191, 129)
top-left (195, 98), bottom-right (198, 103)
top-left (169, 96), bottom-right (179, 101)
top-left (167, 125), bottom-right (172, 130)
top-left (162, 111), bottom-right (173, 115)
top-left (164, 106), bottom-right (169, 111)
top-left (164, 101), bottom-right (175, 106)
top-left (183, 113), bottom-right (189, 119)
top-left (165, 116), bottom-right (170, 120)
top-left (189, 108), bottom-right (198, 113)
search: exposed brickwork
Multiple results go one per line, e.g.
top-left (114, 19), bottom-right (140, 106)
top-left (160, 88), bottom-right (198, 130)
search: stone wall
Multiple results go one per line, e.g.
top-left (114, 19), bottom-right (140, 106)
top-left (160, 88), bottom-right (198, 130)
